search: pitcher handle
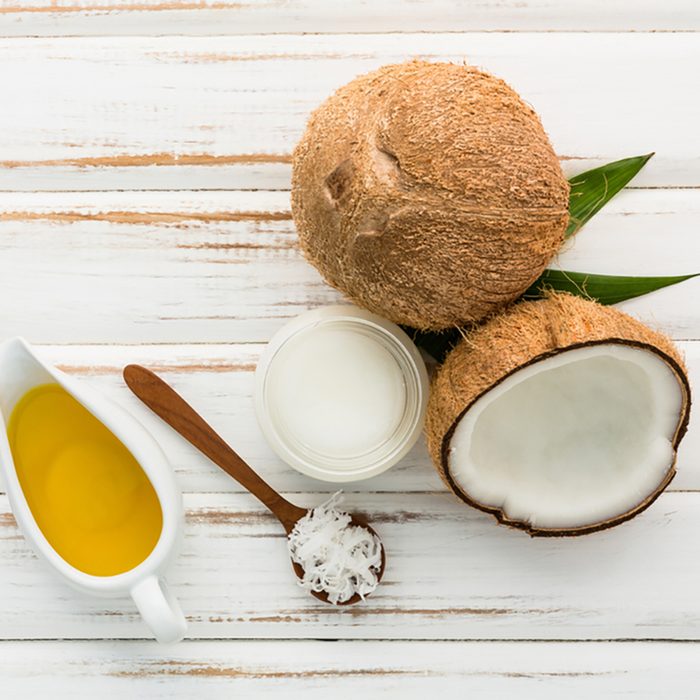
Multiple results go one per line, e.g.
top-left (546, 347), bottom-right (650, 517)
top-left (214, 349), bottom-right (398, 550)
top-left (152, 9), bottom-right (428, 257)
top-left (131, 575), bottom-right (187, 643)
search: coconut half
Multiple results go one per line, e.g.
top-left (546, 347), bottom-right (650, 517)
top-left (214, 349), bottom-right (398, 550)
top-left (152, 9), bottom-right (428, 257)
top-left (425, 294), bottom-right (691, 536)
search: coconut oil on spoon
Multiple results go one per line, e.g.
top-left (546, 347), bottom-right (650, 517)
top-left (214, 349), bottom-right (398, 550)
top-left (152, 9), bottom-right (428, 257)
top-left (123, 365), bottom-right (385, 605)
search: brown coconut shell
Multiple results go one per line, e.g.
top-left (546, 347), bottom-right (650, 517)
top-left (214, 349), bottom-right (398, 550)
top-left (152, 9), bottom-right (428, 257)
top-left (425, 293), bottom-right (691, 536)
top-left (292, 60), bottom-right (570, 330)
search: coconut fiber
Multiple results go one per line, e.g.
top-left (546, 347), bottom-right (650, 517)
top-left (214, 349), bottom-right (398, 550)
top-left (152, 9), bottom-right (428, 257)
top-left (292, 60), bottom-right (570, 329)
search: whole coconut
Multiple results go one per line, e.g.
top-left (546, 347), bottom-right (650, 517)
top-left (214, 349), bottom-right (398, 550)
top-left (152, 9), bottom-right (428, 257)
top-left (292, 60), bottom-right (570, 330)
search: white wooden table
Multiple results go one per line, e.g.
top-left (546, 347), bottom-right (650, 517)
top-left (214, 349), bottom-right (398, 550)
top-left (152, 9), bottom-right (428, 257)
top-left (1, 2), bottom-right (699, 696)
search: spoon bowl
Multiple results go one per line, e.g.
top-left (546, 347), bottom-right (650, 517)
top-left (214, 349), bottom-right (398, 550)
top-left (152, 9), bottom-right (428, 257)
top-left (287, 513), bottom-right (386, 606)
top-left (123, 364), bottom-right (385, 606)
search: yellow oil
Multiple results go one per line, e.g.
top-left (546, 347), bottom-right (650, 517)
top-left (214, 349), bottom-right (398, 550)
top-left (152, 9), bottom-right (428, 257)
top-left (7, 384), bottom-right (163, 576)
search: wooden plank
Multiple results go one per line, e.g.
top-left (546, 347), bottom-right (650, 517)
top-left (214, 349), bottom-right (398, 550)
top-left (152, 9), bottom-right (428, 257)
top-left (0, 0), bottom-right (698, 37)
top-left (1, 640), bottom-right (699, 698)
top-left (0, 190), bottom-right (335, 344)
top-left (0, 339), bottom-right (695, 494)
top-left (0, 33), bottom-right (698, 190)
top-left (554, 189), bottom-right (700, 277)
top-left (2, 491), bottom-right (700, 640)
top-left (0, 189), bottom-right (698, 344)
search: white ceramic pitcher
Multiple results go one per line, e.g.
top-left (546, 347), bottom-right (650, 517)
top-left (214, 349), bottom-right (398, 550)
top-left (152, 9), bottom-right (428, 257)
top-left (0, 337), bottom-right (187, 643)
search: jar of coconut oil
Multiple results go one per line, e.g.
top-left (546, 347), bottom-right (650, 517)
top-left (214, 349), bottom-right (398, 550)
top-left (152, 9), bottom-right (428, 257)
top-left (255, 306), bottom-right (429, 482)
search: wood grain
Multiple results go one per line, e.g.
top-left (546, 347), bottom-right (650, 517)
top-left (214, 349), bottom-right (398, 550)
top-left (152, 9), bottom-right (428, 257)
top-left (0, 34), bottom-right (698, 190)
top-left (1, 640), bottom-right (699, 698)
top-left (0, 190), bottom-right (698, 344)
top-left (0, 0), bottom-right (698, 36)
top-left (2, 491), bottom-right (700, 640)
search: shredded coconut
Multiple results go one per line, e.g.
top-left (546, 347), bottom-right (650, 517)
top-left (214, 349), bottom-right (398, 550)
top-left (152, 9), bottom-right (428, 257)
top-left (287, 492), bottom-right (383, 605)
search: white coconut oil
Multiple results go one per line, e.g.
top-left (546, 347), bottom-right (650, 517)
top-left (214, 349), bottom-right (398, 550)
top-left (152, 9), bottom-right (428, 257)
top-left (266, 325), bottom-right (406, 457)
top-left (255, 306), bottom-right (429, 482)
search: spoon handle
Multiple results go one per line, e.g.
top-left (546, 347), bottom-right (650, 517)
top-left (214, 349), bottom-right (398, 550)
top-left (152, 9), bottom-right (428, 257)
top-left (123, 364), bottom-right (305, 531)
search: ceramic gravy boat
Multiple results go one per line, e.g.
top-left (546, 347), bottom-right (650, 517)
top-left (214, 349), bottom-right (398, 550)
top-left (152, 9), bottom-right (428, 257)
top-left (0, 337), bottom-right (187, 643)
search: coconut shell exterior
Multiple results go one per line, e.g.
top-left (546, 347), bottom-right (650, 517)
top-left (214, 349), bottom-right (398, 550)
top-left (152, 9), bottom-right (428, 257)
top-left (425, 293), bottom-right (692, 536)
top-left (291, 60), bottom-right (570, 330)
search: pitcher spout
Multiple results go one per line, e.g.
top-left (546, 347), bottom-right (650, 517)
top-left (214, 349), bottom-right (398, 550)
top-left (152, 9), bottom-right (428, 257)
top-left (0, 337), bottom-right (54, 424)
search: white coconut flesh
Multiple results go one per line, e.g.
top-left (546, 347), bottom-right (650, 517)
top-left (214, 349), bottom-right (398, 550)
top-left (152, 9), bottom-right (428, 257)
top-left (447, 344), bottom-right (685, 530)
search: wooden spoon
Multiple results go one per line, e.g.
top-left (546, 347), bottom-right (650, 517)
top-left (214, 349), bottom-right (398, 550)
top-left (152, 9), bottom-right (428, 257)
top-left (123, 364), bottom-right (385, 606)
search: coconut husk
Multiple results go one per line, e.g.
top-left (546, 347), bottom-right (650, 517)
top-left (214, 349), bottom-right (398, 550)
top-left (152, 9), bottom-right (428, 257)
top-left (292, 60), bottom-right (569, 330)
top-left (425, 293), bottom-right (691, 535)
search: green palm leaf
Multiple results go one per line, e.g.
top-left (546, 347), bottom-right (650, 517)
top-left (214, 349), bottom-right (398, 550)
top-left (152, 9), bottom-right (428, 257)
top-left (566, 153), bottom-right (653, 237)
top-left (524, 269), bottom-right (698, 305)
